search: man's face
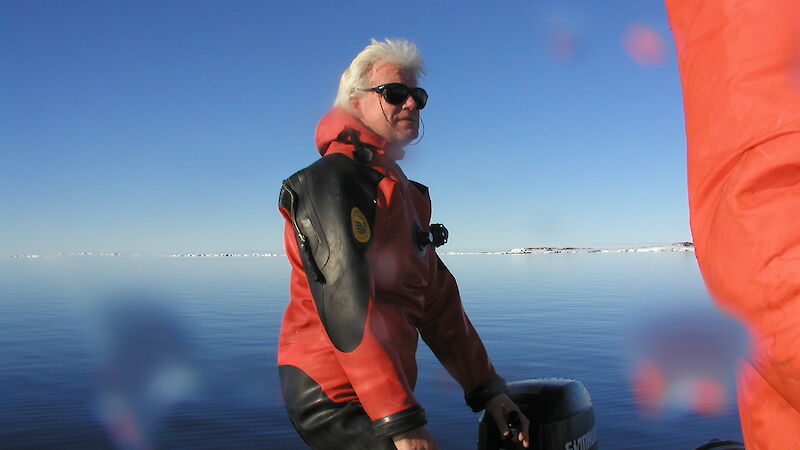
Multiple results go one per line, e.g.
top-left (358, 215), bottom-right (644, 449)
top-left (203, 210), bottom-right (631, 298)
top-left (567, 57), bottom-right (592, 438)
top-left (350, 62), bottom-right (420, 147)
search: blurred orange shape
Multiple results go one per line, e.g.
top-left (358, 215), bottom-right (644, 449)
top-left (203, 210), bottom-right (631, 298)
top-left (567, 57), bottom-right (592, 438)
top-left (691, 378), bottom-right (726, 416)
top-left (623, 24), bottom-right (666, 66)
top-left (632, 360), bottom-right (666, 413)
top-left (551, 29), bottom-right (577, 60)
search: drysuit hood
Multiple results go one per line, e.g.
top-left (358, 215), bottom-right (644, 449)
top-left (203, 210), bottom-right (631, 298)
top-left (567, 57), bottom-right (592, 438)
top-left (314, 107), bottom-right (405, 163)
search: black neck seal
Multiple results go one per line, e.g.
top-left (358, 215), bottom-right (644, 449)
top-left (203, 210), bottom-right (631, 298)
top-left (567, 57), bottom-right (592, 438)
top-left (335, 127), bottom-right (375, 163)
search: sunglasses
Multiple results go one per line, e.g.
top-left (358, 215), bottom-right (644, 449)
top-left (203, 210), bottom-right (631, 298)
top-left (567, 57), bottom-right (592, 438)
top-left (359, 83), bottom-right (428, 110)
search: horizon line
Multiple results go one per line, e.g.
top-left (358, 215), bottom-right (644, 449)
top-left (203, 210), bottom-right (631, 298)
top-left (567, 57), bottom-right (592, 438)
top-left (3, 242), bottom-right (694, 259)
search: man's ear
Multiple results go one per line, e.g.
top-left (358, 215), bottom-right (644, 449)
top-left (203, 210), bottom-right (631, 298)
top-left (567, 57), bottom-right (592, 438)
top-left (349, 96), bottom-right (362, 119)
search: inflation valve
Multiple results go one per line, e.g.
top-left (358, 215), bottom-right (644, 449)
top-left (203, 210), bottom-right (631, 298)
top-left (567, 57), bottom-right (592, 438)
top-left (417, 223), bottom-right (449, 249)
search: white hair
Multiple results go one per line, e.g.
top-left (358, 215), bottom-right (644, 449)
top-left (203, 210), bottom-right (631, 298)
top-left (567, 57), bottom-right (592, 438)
top-left (334, 38), bottom-right (425, 111)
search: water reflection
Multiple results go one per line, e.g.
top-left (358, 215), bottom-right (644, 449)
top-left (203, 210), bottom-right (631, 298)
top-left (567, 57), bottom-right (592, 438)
top-left (0, 254), bottom-right (744, 448)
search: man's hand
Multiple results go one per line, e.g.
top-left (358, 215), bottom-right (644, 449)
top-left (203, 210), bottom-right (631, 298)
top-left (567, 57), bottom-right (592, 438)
top-left (486, 393), bottom-right (530, 448)
top-left (392, 426), bottom-right (439, 450)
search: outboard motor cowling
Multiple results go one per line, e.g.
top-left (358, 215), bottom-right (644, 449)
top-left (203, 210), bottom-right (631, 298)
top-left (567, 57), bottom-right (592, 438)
top-left (478, 378), bottom-right (597, 450)
top-left (691, 439), bottom-right (745, 450)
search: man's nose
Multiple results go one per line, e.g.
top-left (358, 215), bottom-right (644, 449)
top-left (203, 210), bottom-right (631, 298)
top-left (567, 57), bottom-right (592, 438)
top-left (402, 94), bottom-right (418, 111)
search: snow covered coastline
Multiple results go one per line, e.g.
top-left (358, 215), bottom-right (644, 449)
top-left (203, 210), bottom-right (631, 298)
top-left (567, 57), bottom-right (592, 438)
top-left (5, 243), bottom-right (694, 259)
top-left (4, 252), bottom-right (280, 259)
top-left (442, 242), bottom-right (694, 255)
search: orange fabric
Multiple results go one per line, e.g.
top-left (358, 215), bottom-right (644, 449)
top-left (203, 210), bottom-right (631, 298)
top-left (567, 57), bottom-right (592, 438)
top-left (666, 0), bottom-right (800, 447)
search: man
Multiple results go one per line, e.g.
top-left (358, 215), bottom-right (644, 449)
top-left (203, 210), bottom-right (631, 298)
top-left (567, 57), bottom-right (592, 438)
top-left (277, 38), bottom-right (530, 449)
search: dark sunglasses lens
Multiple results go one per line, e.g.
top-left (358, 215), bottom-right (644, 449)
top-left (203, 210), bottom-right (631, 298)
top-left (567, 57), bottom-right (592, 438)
top-left (382, 84), bottom-right (410, 105)
top-left (411, 88), bottom-right (428, 109)
top-left (380, 84), bottom-right (427, 109)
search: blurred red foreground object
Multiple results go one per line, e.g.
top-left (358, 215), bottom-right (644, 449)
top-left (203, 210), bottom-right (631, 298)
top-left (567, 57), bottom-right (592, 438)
top-left (666, 0), bottom-right (800, 447)
top-left (623, 24), bottom-right (666, 66)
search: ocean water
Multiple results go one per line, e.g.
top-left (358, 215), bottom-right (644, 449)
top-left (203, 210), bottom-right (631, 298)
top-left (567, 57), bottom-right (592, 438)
top-left (0, 252), bottom-right (745, 449)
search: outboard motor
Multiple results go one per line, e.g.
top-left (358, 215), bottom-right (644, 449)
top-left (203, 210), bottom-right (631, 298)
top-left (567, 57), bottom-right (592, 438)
top-left (478, 378), bottom-right (597, 450)
top-left (691, 439), bottom-right (745, 450)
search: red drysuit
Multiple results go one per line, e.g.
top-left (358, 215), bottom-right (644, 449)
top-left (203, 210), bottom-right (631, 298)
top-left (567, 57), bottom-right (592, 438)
top-left (276, 108), bottom-right (505, 447)
top-left (667, 0), bottom-right (800, 447)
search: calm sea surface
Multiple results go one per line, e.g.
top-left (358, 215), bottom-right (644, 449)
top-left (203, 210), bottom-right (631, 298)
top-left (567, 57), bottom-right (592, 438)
top-left (0, 252), bottom-right (744, 449)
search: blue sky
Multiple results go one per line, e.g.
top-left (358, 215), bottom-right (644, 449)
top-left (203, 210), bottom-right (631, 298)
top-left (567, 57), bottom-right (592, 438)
top-left (1, 1), bottom-right (688, 255)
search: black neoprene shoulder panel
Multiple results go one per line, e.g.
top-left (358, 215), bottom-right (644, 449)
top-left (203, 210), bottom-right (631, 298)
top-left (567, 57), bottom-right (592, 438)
top-left (281, 153), bottom-right (384, 352)
top-left (409, 180), bottom-right (429, 197)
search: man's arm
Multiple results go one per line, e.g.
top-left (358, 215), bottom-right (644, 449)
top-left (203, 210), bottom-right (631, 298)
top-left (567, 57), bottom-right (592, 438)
top-left (419, 254), bottom-right (529, 447)
top-left (419, 255), bottom-right (506, 409)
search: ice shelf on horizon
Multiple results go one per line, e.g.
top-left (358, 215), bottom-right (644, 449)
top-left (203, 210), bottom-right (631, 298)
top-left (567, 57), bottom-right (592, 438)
top-left (4, 252), bottom-right (281, 259)
top-left (441, 242), bottom-right (695, 255)
top-left (6, 244), bottom-right (695, 259)
top-left (6, 251), bottom-right (122, 259)
top-left (168, 252), bottom-right (279, 258)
